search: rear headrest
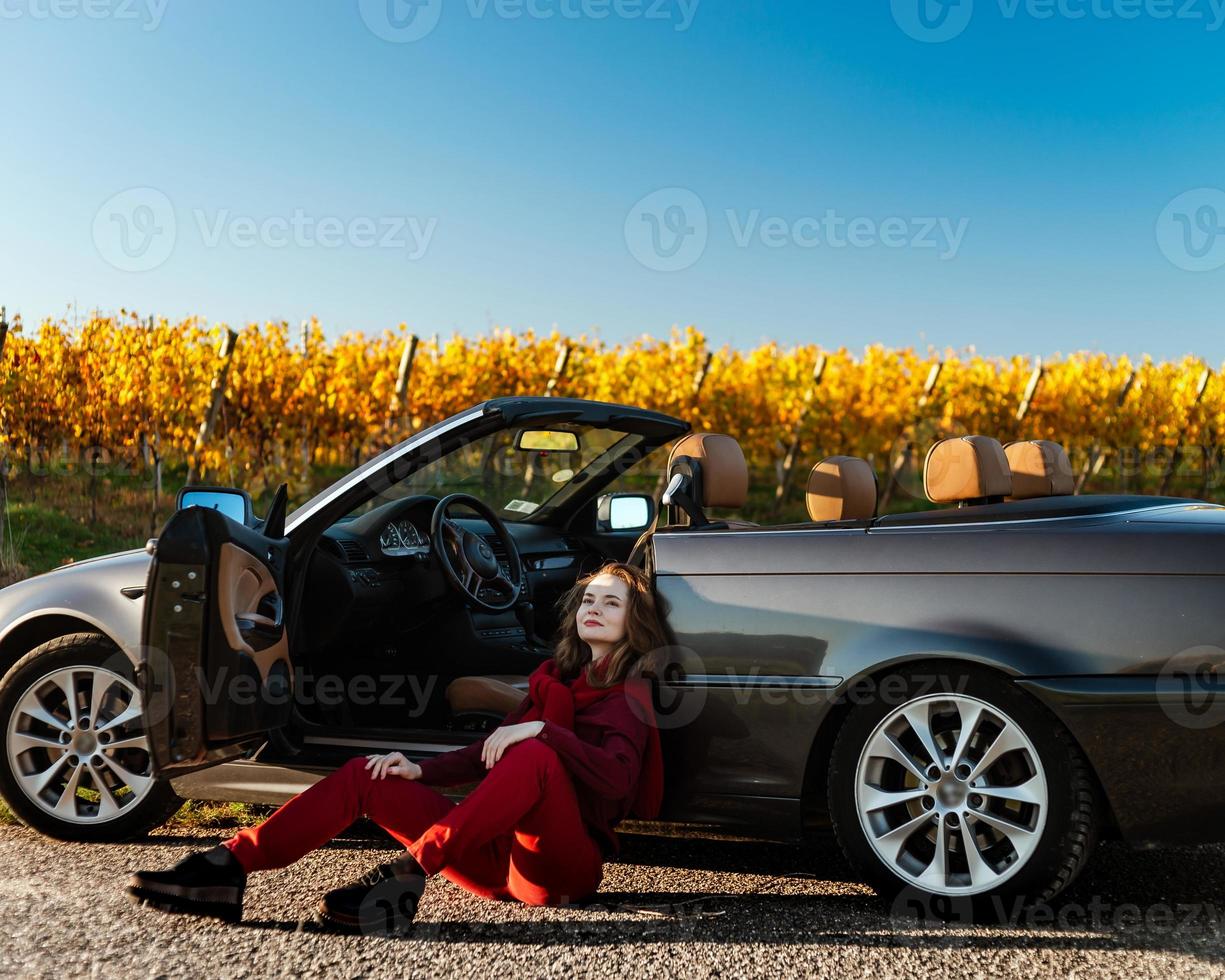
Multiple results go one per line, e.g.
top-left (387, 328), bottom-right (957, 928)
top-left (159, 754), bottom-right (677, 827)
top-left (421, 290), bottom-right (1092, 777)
top-left (924, 435), bottom-right (1013, 504)
top-left (807, 456), bottom-right (878, 522)
top-left (667, 433), bottom-right (747, 509)
top-left (1004, 440), bottom-right (1075, 499)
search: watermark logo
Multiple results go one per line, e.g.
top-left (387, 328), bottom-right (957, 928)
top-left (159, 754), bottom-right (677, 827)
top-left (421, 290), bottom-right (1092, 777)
top-left (0, 0), bottom-right (169, 30)
top-left (891, 0), bottom-right (974, 42)
top-left (92, 187), bottom-right (176, 273)
top-left (625, 190), bottom-right (970, 272)
top-left (1158, 645), bottom-right (1225, 730)
top-left (624, 188), bottom-right (709, 272)
top-left (1157, 188), bottom-right (1225, 273)
top-left (358, 0), bottom-right (444, 42)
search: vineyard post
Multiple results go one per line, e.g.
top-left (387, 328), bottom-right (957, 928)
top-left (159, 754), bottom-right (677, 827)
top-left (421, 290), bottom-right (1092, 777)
top-left (1015, 357), bottom-right (1044, 427)
top-left (139, 315), bottom-right (166, 535)
top-left (186, 328), bottom-right (239, 487)
top-left (544, 340), bottom-right (571, 397)
top-left (1159, 366), bottom-right (1211, 496)
top-left (879, 360), bottom-right (943, 510)
top-left (390, 332), bottom-right (419, 423)
top-left (296, 319), bottom-right (313, 496)
top-left (650, 349), bottom-right (718, 499)
top-left (691, 350), bottom-right (714, 407)
top-left (772, 352), bottom-right (828, 515)
top-left (1075, 370), bottom-right (1135, 494)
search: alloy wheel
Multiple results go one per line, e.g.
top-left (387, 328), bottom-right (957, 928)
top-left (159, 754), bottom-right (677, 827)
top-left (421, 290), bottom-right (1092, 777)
top-left (854, 693), bottom-right (1048, 896)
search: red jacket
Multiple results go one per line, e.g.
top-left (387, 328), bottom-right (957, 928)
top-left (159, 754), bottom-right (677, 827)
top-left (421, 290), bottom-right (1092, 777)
top-left (414, 689), bottom-right (651, 857)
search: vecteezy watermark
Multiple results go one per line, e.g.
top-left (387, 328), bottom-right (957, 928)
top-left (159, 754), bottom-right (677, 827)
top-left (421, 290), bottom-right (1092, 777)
top-left (0, 0), bottom-right (169, 30)
top-left (358, 0), bottom-right (700, 43)
top-left (624, 188), bottom-right (969, 272)
top-left (890, 883), bottom-right (1225, 933)
top-left (192, 209), bottom-right (437, 258)
top-left (92, 187), bottom-right (177, 273)
top-left (624, 188), bottom-right (710, 272)
top-left (891, 0), bottom-right (975, 42)
top-left (92, 188), bottom-right (438, 272)
top-left (1158, 645), bottom-right (1225, 730)
top-left (1156, 188), bottom-right (1225, 273)
top-left (893, 0), bottom-right (1225, 41)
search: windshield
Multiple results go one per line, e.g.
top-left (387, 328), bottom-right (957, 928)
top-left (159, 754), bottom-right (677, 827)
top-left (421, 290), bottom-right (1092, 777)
top-left (338, 422), bottom-right (647, 523)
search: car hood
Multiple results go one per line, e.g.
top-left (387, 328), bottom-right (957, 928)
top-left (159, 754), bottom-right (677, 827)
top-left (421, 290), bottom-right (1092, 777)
top-left (10, 547), bottom-right (151, 590)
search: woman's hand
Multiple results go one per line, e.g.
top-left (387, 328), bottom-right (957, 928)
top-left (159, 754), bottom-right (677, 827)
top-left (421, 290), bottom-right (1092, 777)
top-left (364, 751), bottom-right (422, 781)
top-left (480, 720), bottom-right (546, 769)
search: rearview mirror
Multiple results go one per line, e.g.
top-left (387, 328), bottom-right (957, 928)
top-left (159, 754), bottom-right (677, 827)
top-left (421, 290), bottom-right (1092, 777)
top-left (176, 486), bottom-right (254, 527)
top-left (515, 429), bottom-right (581, 453)
top-left (597, 493), bottom-right (654, 532)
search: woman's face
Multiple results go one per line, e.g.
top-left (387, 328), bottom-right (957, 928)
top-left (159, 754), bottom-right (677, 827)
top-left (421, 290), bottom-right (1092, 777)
top-left (575, 573), bottom-right (631, 653)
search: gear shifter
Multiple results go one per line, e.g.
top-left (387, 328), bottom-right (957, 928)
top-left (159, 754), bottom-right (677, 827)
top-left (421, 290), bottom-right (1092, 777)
top-left (514, 600), bottom-right (541, 646)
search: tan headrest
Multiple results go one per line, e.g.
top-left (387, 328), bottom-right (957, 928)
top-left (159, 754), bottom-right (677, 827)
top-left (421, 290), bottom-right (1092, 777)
top-left (924, 435), bottom-right (1013, 504)
top-left (807, 456), bottom-right (878, 522)
top-left (667, 433), bottom-right (748, 509)
top-left (1004, 441), bottom-right (1075, 499)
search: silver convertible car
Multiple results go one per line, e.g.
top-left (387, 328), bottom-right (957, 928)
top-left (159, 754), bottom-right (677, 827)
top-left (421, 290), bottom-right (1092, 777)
top-left (1, 396), bottom-right (1223, 917)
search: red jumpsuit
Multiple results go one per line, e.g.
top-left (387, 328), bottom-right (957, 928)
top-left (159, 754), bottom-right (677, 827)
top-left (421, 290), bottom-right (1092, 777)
top-left (220, 688), bottom-right (651, 906)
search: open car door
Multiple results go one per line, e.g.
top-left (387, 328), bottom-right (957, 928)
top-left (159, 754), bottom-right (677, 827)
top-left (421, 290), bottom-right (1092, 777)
top-left (136, 497), bottom-right (294, 778)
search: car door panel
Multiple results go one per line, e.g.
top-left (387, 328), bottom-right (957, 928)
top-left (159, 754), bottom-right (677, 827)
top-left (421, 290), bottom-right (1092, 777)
top-left (139, 505), bottom-right (293, 777)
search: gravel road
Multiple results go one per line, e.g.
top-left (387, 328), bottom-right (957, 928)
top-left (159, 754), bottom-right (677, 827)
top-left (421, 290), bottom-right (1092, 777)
top-left (1, 819), bottom-right (1222, 979)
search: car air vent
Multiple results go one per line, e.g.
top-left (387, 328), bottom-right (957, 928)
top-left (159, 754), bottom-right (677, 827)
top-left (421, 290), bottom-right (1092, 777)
top-left (481, 534), bottom-right (507, 560)
top-left (338, 539), bottom-right (370, 563)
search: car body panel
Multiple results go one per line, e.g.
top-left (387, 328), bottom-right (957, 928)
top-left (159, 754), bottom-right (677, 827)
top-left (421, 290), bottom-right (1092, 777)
top-left (651, 500), bottom-right (1225, 844)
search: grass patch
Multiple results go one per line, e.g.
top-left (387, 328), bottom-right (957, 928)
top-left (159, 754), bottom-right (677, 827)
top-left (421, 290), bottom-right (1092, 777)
top-left (0, 794), bottom-right (270, 832)
top-left (166, 799), bottom-right (272, 830)
top-left (2, 500), bottom-right (145, 577)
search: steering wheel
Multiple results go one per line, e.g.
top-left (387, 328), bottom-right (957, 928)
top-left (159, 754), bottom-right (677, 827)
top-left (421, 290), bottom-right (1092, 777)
top-left (430, 493), bottom-right (524, 613)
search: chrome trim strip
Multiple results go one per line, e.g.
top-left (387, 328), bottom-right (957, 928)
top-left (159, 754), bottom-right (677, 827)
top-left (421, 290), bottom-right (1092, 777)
top-left (284, 405), bottom-right (489, 534)
top-left (867, 503), bottom-right (1212, 532)
top-left (660, 503), bottom-right (1207, 538)
top-left (302, 735), bottom-right (463, 753)
top-left (671, 674), bottom-right (842, 689)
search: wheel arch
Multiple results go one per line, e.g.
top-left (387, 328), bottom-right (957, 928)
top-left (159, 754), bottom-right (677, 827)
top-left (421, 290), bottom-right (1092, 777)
top-left (799, 655), bottom-right (1120, 841)
top-left (0, 613), bottom-right (126, 679)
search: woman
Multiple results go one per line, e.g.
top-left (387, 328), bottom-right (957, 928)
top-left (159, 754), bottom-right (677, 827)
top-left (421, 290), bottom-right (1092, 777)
top-left (126, 561), bottom-right (668, 934)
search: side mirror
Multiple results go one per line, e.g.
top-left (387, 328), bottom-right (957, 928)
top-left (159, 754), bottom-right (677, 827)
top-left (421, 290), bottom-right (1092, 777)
top-left (597, 493), bottom-right (654, 532)
top-left (176, 485), bottom-right (254, 527)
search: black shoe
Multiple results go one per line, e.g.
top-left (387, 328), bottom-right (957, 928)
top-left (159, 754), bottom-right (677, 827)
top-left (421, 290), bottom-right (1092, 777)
top-left (125, 845), bottom-right (247, 923)
top-left (316, 851), bottom-right (426, 935)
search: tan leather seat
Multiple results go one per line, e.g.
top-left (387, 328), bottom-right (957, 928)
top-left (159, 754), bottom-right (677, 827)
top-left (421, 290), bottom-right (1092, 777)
top-left (1003, 440), bottom-right (1075, 499)
top-left (806, 456), bottom-right (878, 521)
top-left (445, 674), bottom-right (528, 717)
top-left (666, 432), bottom-right (752, 525)
top-left (924, 435), bottom-right (1013, 506)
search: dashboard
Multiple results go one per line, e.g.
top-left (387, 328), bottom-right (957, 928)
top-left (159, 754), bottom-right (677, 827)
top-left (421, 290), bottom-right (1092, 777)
top-left (299, 494), bottom-right (605, 654)
top-left (377, 517), bottom-right (430, 558)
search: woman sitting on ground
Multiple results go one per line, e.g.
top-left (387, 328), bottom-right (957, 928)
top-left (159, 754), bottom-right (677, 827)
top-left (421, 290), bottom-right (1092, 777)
top-left (125, 561), bottom-right (668, 934)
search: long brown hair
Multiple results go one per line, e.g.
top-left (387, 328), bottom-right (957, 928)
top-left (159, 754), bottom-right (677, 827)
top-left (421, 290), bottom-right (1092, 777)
top-left (552, 562), bottom-right (670, 688)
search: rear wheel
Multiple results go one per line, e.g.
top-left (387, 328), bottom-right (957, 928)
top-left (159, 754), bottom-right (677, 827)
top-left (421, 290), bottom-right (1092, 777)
top-left (828, 664), bottom-right (1098, 922)
top-left (0, 633), bottom-right (183, 841)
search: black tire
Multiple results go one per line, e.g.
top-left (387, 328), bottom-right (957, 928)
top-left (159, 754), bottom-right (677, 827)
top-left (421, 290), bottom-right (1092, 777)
top-left (827, 662), bottom-right (1098, 924)
top-left (0, 632), bottom-right (183, 842)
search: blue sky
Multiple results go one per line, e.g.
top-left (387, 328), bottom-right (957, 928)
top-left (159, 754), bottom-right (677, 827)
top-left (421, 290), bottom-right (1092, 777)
top-left (2, 0), bottom-right (1224, 360)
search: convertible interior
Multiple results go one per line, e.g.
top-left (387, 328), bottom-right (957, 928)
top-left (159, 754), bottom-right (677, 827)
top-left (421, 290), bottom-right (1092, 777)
top-left (284, 418), bottom-right (1104, 745)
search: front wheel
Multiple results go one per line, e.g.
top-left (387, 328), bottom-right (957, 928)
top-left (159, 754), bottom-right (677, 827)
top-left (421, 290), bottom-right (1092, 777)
top-left (0, 633), bottom-right (183, 842)
top-left (828, 664), bottom-right (1098, 922)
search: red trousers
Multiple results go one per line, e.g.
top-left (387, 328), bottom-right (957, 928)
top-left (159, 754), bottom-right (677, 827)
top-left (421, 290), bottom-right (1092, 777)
top-left (220, 739), bottom-right (604, 905)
